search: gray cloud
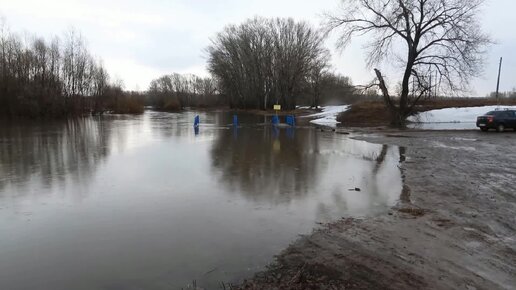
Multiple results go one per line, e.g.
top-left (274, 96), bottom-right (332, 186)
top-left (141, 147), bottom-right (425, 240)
top-left (0, 0), bottom-right (512, 95)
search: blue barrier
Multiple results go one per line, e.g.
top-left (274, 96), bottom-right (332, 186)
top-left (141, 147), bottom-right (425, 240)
top-left (233, 115), bottom-right (238, 126)
top-left (194, 115), bottom-right (200, 128)
top-left (286, 115), bottom-right (296, 127)
top-left (272, 115), bottom-right (280, 125)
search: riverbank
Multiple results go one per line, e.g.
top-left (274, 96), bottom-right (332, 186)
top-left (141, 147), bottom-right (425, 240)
top-left (238, 129), bottom-right (516, 289)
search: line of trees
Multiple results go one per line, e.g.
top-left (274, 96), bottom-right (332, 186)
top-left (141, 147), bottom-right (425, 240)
top-left (299, 73), bottom-right (365, 107)
top-left (0, 16), bottom-right (366, 118)
top-left (487, 89), bottom-right (516, 99)
top-left (207, 17), bottom-right (332, 110)
top-left (0, 22), bottom-right (142, 118)
top-left (147, 73), bottom-right (220, 111)
top-left (146, 70), bottom-right (361, 111)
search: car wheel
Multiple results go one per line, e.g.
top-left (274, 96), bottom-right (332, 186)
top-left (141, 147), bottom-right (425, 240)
top-left (496, 124), bottom-right (505, 132)
top-left (480, 127), bottom-right (488, 132)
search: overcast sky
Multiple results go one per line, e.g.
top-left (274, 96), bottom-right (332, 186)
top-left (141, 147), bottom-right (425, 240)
top-left (0, 0), bottom-right (513, 96)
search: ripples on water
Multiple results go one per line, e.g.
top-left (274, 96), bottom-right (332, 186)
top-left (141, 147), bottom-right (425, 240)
top-left (0, 111), bottom-right (403, 289)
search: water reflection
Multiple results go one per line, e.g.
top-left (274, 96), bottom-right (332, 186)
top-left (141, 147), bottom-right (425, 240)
top-left (211, 125), bottom-right (402, 218)
top-left (0, 111), bottom-right (403, 290)
top-left (211, 127), bottom-right (319, 203)
top-left (0, 118), bottom-right (110, 197)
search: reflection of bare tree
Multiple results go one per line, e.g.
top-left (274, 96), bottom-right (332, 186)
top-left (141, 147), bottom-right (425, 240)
top-left (373, 145), bottom-right (389, 174)
top-left (0, 118), bottom-right (112, 195)
top-left (210, 128), bottom-right (320, 203)
top-left (147, 111), bottom-right (192, 138)
top-left (368, 145), bottom-right (398, 204)
top-left (315, 144), bottom-right (402, 220)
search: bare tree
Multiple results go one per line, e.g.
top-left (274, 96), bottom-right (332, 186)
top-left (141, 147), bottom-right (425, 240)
top-left (62, 28), bottom-right (93, 98)
top-left (147, 73), bottom-right (219, 110)
top-left (0, 20), bottom-right (120, 118)
top-left (306, 52), bottom-right (331, 108)
top-left (326, 0), bottom-right (491, 127)
top-left (207, 17), bottom-right (329, 110)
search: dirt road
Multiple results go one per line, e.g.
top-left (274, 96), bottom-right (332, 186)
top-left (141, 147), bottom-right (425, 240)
top-left (239, 130), bottom-right (516, 290)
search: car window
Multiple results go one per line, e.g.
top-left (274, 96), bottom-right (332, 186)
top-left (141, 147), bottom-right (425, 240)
top-left (500, 111), bottom-right (515, 117)
top-left (485, 111), bottom-right (516, 117)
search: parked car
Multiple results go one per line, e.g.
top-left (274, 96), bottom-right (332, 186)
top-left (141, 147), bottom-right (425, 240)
top-left (476, 109), bottom-right (516, 132)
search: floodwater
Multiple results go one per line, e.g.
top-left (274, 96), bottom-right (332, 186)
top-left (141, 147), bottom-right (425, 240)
top-left (0, 111), bottom-right (403, 290)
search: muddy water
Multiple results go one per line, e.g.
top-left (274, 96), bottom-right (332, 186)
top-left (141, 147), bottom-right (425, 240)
top-left (0, 111), bottom-right (403, 289)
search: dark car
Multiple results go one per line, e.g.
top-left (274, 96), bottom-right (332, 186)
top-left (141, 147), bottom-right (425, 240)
top-left (476, 109), bottom-right (516, 132)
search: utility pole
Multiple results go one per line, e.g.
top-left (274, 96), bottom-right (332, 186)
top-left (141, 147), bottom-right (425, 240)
top-left (435, 71), bottom-right (438, 98)
top-left (429, 74), bottom-right (432, 98)
top-left (495, 57), bottom-right (503, 100)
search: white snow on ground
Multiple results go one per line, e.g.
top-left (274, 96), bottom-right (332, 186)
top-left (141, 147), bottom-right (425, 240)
top-left (409, 106), bottom-right (516, 123)
top-left (303, 105), bottom-right (350, 126)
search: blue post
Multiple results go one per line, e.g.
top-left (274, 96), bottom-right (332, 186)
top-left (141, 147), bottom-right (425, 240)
top-left (272, 115), bottom-right (279, 126)
top-left (286, 115), bottom-right (296, 127)
top-left (194, 115), bottom-right (200, 128)
top-left (233, 115), bottom-right (238, 126)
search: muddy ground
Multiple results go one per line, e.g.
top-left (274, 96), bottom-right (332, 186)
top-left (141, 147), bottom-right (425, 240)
top-left (238, 130), bottom-right (516, 290)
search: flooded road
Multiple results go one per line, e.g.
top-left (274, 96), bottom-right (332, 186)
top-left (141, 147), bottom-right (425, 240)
top-left (0, 111), bottom-right (403, 289)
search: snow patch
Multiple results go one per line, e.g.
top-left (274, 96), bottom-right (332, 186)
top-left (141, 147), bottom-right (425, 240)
top-left (303, 105), bottom-right (350, 127)
top-left (409, 106), bottom-right (516, 124)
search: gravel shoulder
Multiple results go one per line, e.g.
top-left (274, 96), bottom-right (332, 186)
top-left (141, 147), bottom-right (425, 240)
top-left (239, 130), bottom-right (516, 290)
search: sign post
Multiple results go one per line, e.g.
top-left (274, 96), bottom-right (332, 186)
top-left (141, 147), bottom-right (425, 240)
top-left (272, 104), bottom-right (281, 126)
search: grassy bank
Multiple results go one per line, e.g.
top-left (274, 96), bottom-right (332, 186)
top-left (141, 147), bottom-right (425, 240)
top-left (109, 97), bottom-right (145, 114)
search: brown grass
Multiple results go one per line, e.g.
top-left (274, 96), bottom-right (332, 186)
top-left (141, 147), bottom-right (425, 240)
top-left (111, 97), bottom-right (144, 114)
top-left (398, 207), bottom-right (427, 217)
top-left (415, 97), bottom-right (516, 112)
top-left (337, 100), bottom-right (391, 127)
top-left (163, 98), bottom-right (181, 111)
